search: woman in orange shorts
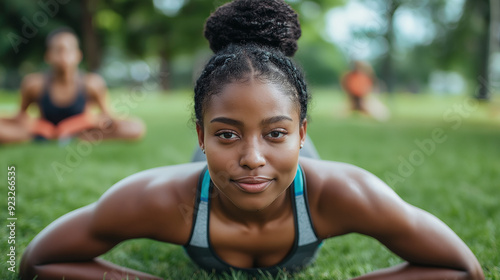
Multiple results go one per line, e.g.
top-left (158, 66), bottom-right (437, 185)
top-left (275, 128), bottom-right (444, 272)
top-left (0, 28), bottom-right (145, 144)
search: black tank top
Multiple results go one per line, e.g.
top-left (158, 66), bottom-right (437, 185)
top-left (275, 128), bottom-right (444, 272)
top-left (38, 73), bottom-right (86, 125)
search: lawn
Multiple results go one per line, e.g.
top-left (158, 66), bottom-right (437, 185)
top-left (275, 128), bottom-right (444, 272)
top-left (1, 88), bottom-right (499, 279)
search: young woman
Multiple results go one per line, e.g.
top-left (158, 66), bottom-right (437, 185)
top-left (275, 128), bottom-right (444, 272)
top-left (0, 28), bottom-right (145, 144)
top-left (20, 1), bottom-right (484, 279)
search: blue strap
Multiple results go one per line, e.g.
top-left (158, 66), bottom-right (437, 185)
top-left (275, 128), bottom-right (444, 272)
top-left (200, 169), bottom-right (211, 202)
top-left (294, 165), bottom-right (304, 196)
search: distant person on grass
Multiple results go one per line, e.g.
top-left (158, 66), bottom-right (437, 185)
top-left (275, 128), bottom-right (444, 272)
top-left (0, 28), bottom-right (145, 144)
top-left (20, 1), bottom-right (483, 279)
top-left (341, 60), bottom-right (389, 121)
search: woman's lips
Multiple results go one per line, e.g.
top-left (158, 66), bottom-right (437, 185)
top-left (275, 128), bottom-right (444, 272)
top-left (231, 177), bottom-right (273, 193)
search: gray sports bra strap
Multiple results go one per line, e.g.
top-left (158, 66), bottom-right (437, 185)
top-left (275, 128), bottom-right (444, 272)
top-left (188, 168), bottom-right (211, 248)
top-left (278, 165), bottom-right (322, 270)
top-left (294, 165), bottom-right (319, 246)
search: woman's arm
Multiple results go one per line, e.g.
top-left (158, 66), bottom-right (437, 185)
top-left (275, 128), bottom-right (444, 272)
top-left (19, 164), bottom-right (201, 280)
top-left (352, 203), bottom-right (484, 280)
top-left (20, 204), bottom-right (162, 280)
top-left (0, 74), bottom-right (44, 143)
top-left (85, 73), bottom-right (112, 116)
top-left (310, 160), bottom-right (484, 280)
top-left (3, 73), bottom-right (43, 123)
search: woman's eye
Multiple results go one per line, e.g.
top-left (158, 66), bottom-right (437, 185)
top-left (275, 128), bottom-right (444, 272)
top-left (267, 131), bottom-right (286, 139)
top-left (218, 132), bottom-right (238, 140)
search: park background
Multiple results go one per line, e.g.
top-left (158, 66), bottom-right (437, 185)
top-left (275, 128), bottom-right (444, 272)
top-left (0, 0), bottom-right (499, 279)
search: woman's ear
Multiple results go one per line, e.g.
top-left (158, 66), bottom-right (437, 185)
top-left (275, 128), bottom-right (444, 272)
top-left (299, 119), bottom-right (307, 148)
top-left (196, 121), bottom-right (205, 151)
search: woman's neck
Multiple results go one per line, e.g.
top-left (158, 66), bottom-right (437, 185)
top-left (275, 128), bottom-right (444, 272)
top-left (52, 67), bottom-right (78, 84)
top-left (211, 187), bottom-right (292, 229)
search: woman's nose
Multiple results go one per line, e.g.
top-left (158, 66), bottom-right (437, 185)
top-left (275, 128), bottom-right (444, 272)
top-left (239, 139), bottom-right (266, 169)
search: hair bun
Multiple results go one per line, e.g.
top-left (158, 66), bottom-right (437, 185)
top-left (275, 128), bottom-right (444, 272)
top-left (204, 0), bottom-right (301, 57)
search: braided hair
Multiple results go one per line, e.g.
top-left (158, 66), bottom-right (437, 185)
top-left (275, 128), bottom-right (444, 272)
top-left (194, 0), bottom-right (310, 125)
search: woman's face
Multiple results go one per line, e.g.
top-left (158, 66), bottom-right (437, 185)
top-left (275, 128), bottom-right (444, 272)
top-left (197, 79), bottom-right (306, 212)
top-left (45, 33), bottom-right (82, 71)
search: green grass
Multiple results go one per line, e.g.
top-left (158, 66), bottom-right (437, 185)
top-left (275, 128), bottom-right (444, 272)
top-left (1, 89), bottom-right (499, 279)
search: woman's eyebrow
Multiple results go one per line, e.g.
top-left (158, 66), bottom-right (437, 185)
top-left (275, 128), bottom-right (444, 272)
top-left (210, 117), bottom-right (243, 126)
top-left (261, 115), bottom-right (293, 125)
top-left (210, 116), bottom-right (293, 126)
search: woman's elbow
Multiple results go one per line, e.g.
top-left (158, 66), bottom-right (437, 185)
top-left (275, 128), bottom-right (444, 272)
top-left (465, 263), bottom-right (485, 280)
top-left (19, 246), bottom-right (38, 280)
top-left (19, 244), bottom-right (49, 280)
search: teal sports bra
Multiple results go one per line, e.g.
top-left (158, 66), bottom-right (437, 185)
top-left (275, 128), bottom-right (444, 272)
top-left (183, 165), bottom-right (323, 275)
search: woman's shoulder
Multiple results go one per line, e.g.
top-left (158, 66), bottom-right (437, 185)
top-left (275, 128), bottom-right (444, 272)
top-left (82, 72), bottom-right (107, 97)
top-left (91, 162), bottom-right (206, 243)
top-left (99, 162), bottom-right (206, 208)
top-left (20, 73), bottom-right (45, 99)
top-left (300, 157), bottom-right (373, 191)
top-left (299, 157), bottom-right (401, 238)
top-left (300, 157), bottom-right (377, 209)
top-left (82, 72), bottom-right (105, 86)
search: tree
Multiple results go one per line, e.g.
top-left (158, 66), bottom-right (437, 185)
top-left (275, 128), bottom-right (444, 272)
top-left (433, 0), bottom-right (493, 99)
top-left (353, 0), bottom-right (452, 93)
top-left (81, 0), bottom-right (102, 72)
top-left (0, 0), bottom-right (82, 88)
top-left (476, 0), bottom-right (491, 100)
top-left (380, 0), bottom-right (400, 94)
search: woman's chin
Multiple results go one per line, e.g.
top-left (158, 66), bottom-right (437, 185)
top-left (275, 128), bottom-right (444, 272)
top-left (228, 194), bottom-right (281, 212)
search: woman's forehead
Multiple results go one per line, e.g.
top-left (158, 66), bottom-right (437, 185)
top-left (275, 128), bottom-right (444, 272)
top-left (204, 79), bottom-right (300, 123)
top-left (48, 33), bottom-right (79, 49)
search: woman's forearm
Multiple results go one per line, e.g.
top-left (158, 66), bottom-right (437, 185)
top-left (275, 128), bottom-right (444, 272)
top-left (22, 258), bottom-right (163, 280)
top-left (352, 263), bottom-right (484, 280)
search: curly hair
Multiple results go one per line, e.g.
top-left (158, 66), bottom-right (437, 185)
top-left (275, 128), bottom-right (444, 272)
top-left (194, 0), bottom-right (310, 125)
top-left (204, 0), bottom-right (301, 57)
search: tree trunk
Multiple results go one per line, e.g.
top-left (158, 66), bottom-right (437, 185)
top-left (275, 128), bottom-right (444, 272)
top-left (381, 0), bottom-right (399, 94)
top-left (476, 0), bottom-right (491, 100)
top-left (81, 0), bottom-right (101, 72)
top-left (159, 51), bottom-right (170, 92)
top-left (490, 0), bottom-right (500, 53)
top-left (489, 0), bottom-right (500, 91)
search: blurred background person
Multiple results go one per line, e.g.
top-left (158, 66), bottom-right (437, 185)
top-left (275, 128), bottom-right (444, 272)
top-left (340, 60), bottom-right (390, 121)
top-left (0, 28), bottom-right (145, 144)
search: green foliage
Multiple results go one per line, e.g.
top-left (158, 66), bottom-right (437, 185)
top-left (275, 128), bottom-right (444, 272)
top-left (0, 0), bottom-right (348, 90)
top-left (0, 0), bottom-right (83, 88)
top-left (1, 89), bottom-right (499, 279)
top-left (0, 0), bottom-right (496, 93)
top-left (431, 0), bottom-right (491, 90)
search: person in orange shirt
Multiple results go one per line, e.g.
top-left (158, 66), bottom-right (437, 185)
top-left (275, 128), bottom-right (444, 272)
top-left (341, 61), bottom-right (389, 120)
top-left (0, 28), bottom-right (145, 144)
